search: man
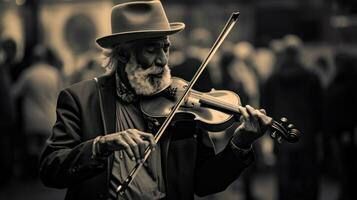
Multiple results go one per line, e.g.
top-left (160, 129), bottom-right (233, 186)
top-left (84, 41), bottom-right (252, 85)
top-left (324, 51), bottom-right (357, 200)
top-left (13, 45), bottom-right (63, 178)
top-left (261, 35), bottom-right (322, 200)
top-left (40, 1), bottom-right (272, 200)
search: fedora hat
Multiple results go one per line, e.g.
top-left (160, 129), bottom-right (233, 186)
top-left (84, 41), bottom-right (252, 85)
top-left (96, 1), bottom-right (185, 48)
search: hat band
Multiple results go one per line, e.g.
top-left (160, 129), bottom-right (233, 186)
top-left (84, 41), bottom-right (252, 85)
top-left (111, 21), bottom-right (171, 34)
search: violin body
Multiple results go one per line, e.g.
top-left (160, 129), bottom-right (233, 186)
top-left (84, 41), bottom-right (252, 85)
top-left (141, 77), bottom-right (241, 132)
top-left (141, 77), bottom-right (300, 143)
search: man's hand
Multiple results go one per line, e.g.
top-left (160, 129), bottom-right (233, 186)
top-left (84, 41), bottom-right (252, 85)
top-left (232, 105), bottom-right (273, 149)
top-left (96, 129), bottom-right (156, 162)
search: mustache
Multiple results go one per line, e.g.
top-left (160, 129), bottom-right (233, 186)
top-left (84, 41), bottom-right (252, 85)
top-left (125, 56), bottom-right (172, 96)
top-left (141, 64), bottom-right (165, 76)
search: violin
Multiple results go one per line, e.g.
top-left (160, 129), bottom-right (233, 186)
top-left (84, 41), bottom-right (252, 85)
top-left (141, 77), bottom-right (300, 143)
top-left (116, 12), bottom-right (300, 196)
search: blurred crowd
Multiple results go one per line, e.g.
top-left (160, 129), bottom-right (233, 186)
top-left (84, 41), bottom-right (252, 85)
top-left (169, 31), bottom-right (357, 200)
top-left (1, 1), bottom-right (357, 200)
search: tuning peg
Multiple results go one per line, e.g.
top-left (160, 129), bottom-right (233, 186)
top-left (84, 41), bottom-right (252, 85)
top-left (280, 117), bottom-right (288, 123)
top-left (290, 128), bottom-right (301, 137)
top-left (277, 136), bottom-right (283, 144)
top-left (270, 131), bottom-right (277, 139)
top-left (288, 123), bottom-right (295, 129)
top-left (285, 128), bottom-right (301, 143)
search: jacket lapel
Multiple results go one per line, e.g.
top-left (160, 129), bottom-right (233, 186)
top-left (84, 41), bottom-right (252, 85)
top-left (160, 128), bottom-right (172, 198)
top-left (97, 74), bottom-right (116, 135)
top-left (96, 74), bottom-right (116, 193)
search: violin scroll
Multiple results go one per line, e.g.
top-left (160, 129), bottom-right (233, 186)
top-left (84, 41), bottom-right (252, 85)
top-left (270, 117), bottom-right (301, 143)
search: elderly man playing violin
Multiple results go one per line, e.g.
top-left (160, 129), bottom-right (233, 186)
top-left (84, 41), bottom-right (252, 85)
top-left (40, 1), bottom-right (273, 200)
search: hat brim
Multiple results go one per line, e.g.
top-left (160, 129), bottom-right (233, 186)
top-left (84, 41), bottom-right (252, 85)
top-left (96, 22), bottom-right (185, 48)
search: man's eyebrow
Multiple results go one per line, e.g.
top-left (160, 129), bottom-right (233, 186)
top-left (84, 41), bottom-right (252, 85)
top-left (146, 41), bottom-right (170, 48)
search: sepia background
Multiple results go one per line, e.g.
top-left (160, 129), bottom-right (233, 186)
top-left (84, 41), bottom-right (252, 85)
top-left (0, 0), bottom-right (356, 199)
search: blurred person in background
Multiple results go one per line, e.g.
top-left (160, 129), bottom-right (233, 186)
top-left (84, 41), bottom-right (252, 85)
top-left (229, 41), bottom-right (260, 107)
top-left (224, 41), bottom-right (263, 200)
top-left (12, 45), bottom-right (63, 179)
top-left (69, 49), bottom-right (106, 84)
top-left (0, 38), bottom-right (17, 186)
top-left (269, 39), bottom-right (285, 73)
top-left (218, 41), bottom-right (249, 105)
top-left (39, 1), bottom-right (274, 200)
top-left (171, 27), bottom-right (215, 92)
top-left (323, 51), bottom-right (357, 200)
top-left (167, 33), bottom-right (186, 69)
top-left (253, 47), bottom-right (276, 84)
top-left (70, 59), bottom-right (105, 84)
top-left (313, 56), bottom-right (333, 89)
top-left (261, 35), bottom-right (323, 200)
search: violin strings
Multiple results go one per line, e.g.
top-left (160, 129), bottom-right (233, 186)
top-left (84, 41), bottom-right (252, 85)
top-left (190, 91), bottom-right (240, 112)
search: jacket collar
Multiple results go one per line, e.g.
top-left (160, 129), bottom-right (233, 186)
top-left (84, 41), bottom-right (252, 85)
top-left (96, 73), bottom-right (116, 134)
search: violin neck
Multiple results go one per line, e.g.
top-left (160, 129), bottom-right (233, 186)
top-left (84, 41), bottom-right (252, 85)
top-left (199, 98), bottom-right (240, 114)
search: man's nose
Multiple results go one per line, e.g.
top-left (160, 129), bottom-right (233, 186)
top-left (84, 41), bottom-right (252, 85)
top-left (155, 50), bottom-right (168, 67)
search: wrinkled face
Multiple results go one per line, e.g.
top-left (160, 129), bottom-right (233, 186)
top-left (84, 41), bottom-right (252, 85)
top-left (125, 37), bottom-right (172, 96)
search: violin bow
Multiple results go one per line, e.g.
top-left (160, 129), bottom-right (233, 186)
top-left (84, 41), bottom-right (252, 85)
top-left (116, 12), bottom-right (240, 196)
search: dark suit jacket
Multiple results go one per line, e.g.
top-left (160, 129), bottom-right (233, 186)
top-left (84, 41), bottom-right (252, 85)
top-left (39, 74), bottom-right (252, 200)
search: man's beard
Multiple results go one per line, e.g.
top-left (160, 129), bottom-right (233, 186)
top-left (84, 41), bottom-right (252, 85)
top-left (125, 55), bottom-right (171, 96)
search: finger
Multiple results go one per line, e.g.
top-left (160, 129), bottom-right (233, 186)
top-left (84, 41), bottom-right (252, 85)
top-left (115, 137), bottom-right (135, 160)
top-left (131, 136), bottom-right (149, 161)
top-left (137, 131), bottom-right (156, 149)
top-left (127, 129), bottom-right (150, 160)
top-left (259, 109), bottom-right (266, 115)
top-left (246, 105), bottom-right (259, 121)
top-left (257, 111), bottom-right (273, 126)
top-left (238, 106), bottom-right (249, 121)
top-left (122, 133), bottom-right (140, 161)
top-left (239, 115), bottom-right (245, 122)
top-left (246, 105), bottom-right (261, 131)
top-left (127, 129), bottom-right (148, 160)
top-left (254, 111), bottom-right (273, 135)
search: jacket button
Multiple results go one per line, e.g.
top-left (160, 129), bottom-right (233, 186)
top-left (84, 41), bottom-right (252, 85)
top-left (69, 168), bottom-right (74, 174)
top-left (69, 167), bottom-right (77, 174)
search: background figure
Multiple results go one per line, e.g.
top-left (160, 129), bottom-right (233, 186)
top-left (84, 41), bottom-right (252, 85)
top-left (229, 41), bottom-right (260, 107)
top-left (170, 27), bottom-right (214, 92)
top-left (218, 41), bottom-right (261, 200)
top-left (253, 47), bottom-right (276, 84)
top-left (313, 56), bottom-right (333, 89)
top-left (69, 58), bottom-right (105, 84)
top-left (323, 51), bottom-right (357, 200)
top-left (227, 41), bottom-right (262, 200)
top-left (68, 49), bottom-right (105, 84)
top-left (218, 42), bottom-right (250, 105)
top-left (261, 35), bottom-right (323, 200)
top-left (12, 45), bottom-right (63, 179)
top-left (0, 38), bottom-right (17, 187)
top-left (269, 39), bottom-right (285, 74)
